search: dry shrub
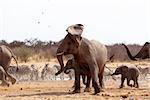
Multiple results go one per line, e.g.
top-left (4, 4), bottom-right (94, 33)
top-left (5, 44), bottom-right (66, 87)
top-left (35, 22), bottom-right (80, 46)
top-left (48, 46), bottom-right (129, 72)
top-left (37, 48), bottom-right (56, 61)
top-left (13, 47), bottom-right (34, 63)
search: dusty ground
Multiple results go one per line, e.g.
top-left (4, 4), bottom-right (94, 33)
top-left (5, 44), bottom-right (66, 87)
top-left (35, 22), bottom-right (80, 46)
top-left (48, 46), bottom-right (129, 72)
top-left (0, 78), bottom-right (150, 100)
top-left (1, 61), bottom-right (150, 100)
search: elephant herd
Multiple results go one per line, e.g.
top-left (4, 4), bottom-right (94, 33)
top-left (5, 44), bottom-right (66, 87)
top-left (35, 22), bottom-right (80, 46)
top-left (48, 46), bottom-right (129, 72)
top-left (55, 24), bottom-right (150, 94)
top-left (0, 24), bottom-right (149, 95)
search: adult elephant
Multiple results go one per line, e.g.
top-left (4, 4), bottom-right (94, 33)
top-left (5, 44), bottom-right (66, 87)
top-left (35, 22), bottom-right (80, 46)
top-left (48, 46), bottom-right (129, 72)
top-left (122, 42), bottom-right (150, 61)
top-left (55, 24), bottom-right (107, 94)
top-left (0, 45), bottom-right (18, 84)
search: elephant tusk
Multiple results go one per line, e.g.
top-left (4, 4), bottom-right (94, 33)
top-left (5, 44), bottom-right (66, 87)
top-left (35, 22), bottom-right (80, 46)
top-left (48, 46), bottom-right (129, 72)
top-left (56, 52), bottom-right (64, 56)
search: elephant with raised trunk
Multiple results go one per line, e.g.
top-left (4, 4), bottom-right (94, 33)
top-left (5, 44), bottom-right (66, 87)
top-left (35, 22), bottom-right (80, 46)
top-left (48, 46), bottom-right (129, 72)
top-left (0, 45), bottom-right (18, 84)
top-left (55, 24), bottom-right (107, 94)
top-left (122, 42), bottom-right (150, 61)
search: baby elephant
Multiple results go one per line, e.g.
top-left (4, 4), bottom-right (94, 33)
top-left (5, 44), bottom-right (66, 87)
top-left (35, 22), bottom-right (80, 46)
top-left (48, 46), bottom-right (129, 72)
top-left (112, 65), bottom-right (140, 88)
top-left (64, 59), bottom-right (92, 92)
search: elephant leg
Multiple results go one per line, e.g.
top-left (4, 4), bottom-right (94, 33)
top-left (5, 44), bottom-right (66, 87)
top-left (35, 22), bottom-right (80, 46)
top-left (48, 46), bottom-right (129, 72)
top-left (135, 78), bottom-right (139, 88)
top-left (6, 71), bottom-right (16, 84)
top-left (1, 73), bottom-right (10, 87)
top-left (72, 68), bottom-right (80, 93)
top-left (133, 81), bottom-right (135, 87)
top-left (98, 74), bottom-right (105, 89)
top-left (133, 78), bottom-right (136, 87)
top-left (120, 77), bottom-right (125, 88)
top-left (89, 65), bottom-right (100, 94)
top-left (82, 74), bottom-right (86, 85)
top-left (127, 78), bottom-right (132, 87)
top-left (84, 75), bottom-right (91, 92)
top-left (3, 64), bottom-right (16, 85)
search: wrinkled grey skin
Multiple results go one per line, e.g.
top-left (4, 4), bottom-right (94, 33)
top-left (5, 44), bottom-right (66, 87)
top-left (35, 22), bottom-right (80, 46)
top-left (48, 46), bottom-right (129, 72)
top-left (55, 24), bottom-right (107, 94)
top-left (0, 45), bottom-right (18, 84)
top-left (0, 66), bottom-right (10, 87)
top-left (112, 65), bottom-right (140, 88)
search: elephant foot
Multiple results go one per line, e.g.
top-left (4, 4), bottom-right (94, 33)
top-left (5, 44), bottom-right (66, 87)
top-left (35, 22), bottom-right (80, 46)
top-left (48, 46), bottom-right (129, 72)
top-left (127, 83), bottom-right (133, 87)
top-left (100, 82), bottom-right (105, 89)
top-left (135, 85), bottom-right (139, 88)
top-left (94, 87), bottom-right (100, 95)
top-left (84, 87), bottom-right (91, 92)
top-left (11, 78), bottom-right (16, 85)
top-left (1, 82), bottom-right (10, 87)
top-left (100, 85), bottom-right (105, 89)
top-left (119, 85), bottom-right (125, 89)
top-left (129, 84), bottom-right (133, 87)
top-left (100, 89), bottom-right (105, 92)
top-left (70, 89), bottom-right (81, 94)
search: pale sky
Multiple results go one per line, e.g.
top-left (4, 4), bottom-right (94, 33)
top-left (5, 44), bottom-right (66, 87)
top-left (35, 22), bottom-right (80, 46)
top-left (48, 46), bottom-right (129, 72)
top-left (0, 0), bottom-right (150, 44)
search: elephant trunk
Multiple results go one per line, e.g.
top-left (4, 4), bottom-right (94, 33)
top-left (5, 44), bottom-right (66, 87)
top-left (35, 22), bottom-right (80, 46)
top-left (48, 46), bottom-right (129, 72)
top-left (64, 69), bottom-right (71, 74)
top-left (55, 51), bottom-right (64, 76)
top-left (111, 73), bottom-right (115, 76)
top-left (122, 44), bottom-right (137, 61)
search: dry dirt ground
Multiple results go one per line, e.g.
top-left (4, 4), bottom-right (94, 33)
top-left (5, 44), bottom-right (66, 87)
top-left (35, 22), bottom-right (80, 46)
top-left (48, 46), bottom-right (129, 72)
top-left (0, 61), bottom-right (150, 100)
top-left (0, 80), bottom-right (149, 100)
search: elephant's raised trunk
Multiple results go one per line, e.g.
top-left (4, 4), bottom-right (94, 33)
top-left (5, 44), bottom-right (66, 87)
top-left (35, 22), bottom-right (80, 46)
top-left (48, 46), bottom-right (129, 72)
top-left (55, 51), bottom-right (65, 76)
top-left (111, 73), bottom-right (115, 76)
top-left (122, 44), bottom-right (137, 61)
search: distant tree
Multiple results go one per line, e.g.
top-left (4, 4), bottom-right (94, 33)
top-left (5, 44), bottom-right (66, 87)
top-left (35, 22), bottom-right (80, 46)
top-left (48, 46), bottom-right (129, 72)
top-left (9, 40), bottom-right (26, 48)
top-left (0, 40), bottom-right (8, 46)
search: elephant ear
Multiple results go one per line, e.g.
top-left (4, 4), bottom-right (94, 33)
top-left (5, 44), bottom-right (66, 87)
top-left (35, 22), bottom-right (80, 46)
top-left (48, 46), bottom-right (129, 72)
top-left (122, 65), bottom-right (128, 72)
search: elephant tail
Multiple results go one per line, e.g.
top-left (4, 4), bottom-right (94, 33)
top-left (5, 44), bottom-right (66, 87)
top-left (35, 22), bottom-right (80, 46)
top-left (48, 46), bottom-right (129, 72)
top-left (6, 46), bottom-right (19, 71)
top-left (122, 43), bottom-right (137, 61)
top-left (106, 54), bottom-right (115, 62)
top-left (104, 65), bottom-right (117, 81)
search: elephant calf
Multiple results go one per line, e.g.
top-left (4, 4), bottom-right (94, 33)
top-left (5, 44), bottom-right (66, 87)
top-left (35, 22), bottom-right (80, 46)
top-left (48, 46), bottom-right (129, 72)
top-left (112, 65), bottom-right (140, 88)
top-left (64, 59), bottom-right (94, 92)
top-left (0, 66), bottom-right (9, 87)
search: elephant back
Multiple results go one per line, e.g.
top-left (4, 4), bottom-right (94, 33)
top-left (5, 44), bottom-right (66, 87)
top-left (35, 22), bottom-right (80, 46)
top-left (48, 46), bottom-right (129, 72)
top-left (91, 40), bottom-right (107, 62)
top-left (0, 45), bottom-right (12, 58)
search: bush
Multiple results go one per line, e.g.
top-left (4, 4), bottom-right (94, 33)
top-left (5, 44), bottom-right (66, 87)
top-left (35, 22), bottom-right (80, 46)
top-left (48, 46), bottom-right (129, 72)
top-left (13, 47), bottom-right (34, 63)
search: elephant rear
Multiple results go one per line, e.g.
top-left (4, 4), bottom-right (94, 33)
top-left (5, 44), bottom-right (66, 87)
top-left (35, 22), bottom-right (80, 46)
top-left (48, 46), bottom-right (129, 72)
top-left (129, 67), bottom-right (140, 79)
